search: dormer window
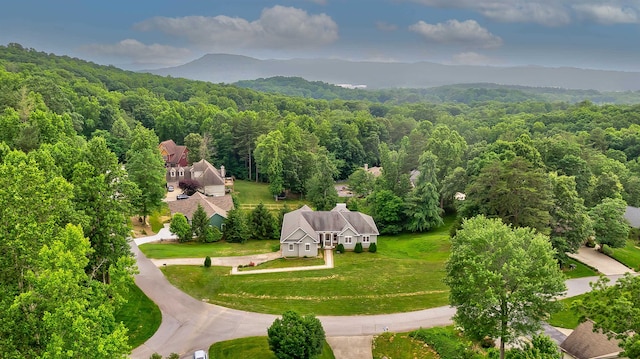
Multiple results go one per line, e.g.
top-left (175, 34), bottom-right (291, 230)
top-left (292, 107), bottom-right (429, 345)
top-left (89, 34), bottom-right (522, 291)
top-left (179, 168), bottom-right (184, 177)
top-left (170, 168), bottom-right (176, 178)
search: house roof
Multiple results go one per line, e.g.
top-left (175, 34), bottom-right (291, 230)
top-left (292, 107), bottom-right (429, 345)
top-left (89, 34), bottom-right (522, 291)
top-left (625, 206), bottom-right (640, 228)
top-left (168, 192), bottom-right (227, 220)
top-left (280, 204), bottom-right (379, 242)
top-left (205, 194), bottom-right (234, 212)
top-left (160, 139), bottom-right (188, 166)
top-left (560, 320), bottom-right (622, 359)
top-left (191, 159), bottom-right (225, 186)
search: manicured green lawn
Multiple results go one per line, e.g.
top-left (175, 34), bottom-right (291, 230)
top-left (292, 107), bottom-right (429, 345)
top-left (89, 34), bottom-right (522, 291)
top-left (233, 180), bottom-right (308, 208)
top-left (209, 336), bottom-right (334, 359)
top-left (115, 283), bottom-right (162, 348)
top-left (239, 257), bottom-right (325, 271)
top-left (373, 332), bottom-right (437, 359)
top-left (547, 294), bottom-right (585, 329)
top-left (609, 239), bottom-right (640, 271)
top-left (162, 226), bottom-right (452, 315)
top-left (563, 258), bottom-right (598, 279)
top-left (139, 240), bottom-right (279, 259)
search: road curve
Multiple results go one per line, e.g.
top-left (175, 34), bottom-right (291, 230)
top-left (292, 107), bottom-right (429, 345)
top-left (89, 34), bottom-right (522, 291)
top-left (129, 241), bottom-right (625, 358)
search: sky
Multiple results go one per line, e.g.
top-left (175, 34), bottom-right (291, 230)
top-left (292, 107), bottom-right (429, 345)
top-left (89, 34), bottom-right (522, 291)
top-left (2, 0), bottom-right (640, 71)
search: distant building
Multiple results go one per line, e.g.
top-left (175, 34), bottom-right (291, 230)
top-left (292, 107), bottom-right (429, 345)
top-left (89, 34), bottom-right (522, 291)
top-left (159, 140), bottom-right (189, 168)
top-left (167, 159), bottom-right (233, 197)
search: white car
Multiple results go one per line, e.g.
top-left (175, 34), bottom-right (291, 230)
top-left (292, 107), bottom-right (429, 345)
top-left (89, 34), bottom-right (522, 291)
top-left (193, 349), bottom-right (208, 359)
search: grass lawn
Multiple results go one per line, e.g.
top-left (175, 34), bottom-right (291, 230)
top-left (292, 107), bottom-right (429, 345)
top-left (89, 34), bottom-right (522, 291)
top-left (609, 239), bottom-right (640, 271)
top-left (114, 283), bottom-right (162, 348)
top-left (161, 219), bottom-right (453, 315)
top-left (372, 332), bottom-right (437, 359)
top-left (563, 258), bottom-right (598, 279)
top-left (209, 336), bottom-right (334, 359)
top-left (239, 257), bottom-right (325, 271)
top-left (139, 240), bottom-right (279, 259)
top-left (233, 180), bottom-right (308, 208)
top-left (548, 294), bottom-right (585, 329)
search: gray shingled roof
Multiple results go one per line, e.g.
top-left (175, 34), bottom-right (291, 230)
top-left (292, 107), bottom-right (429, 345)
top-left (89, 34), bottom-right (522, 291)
top-left (168, 192), bottom-right (227, 220)
top-left (560, 320), bottom-right (622, 359)
top-left (625, 206), bottom-right (640, 228)
top-left (280, 205), bottom-right (379, 242)
top-left (191, 159), bottom-right (225, 186)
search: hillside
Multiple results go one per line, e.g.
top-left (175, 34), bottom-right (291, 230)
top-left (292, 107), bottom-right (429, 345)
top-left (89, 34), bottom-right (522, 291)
top-left (235, 77), bottom-right (640, 104)
top-left (146, 53), bottom-right (640, 92)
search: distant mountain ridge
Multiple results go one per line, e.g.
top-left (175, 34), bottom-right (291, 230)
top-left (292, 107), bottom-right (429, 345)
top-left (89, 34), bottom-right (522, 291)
top-left (145, 54), bottom-right (640, 92)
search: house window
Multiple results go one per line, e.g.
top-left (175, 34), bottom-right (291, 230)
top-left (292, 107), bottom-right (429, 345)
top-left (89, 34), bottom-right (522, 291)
top-left (333, 233), bottom-right (338, 243)
top-left (170, 168), bottom-right (176, 178)
top-left (345, 236), bottom-right (352, 244)
top-left (288, 244), bottom-right (294, 252)
top-left (305, 243), bottom-right (310, 251)
top-left (178, 168), bottom-right (184, 176)
top-left (363, 236), bottom-right (370, 243)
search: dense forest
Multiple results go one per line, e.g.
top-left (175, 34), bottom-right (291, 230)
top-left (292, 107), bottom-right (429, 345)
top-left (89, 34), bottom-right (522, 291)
top-left (2, 42), bottom-right (640, 356)
top-left (236, 76), bottom-right (640, 105)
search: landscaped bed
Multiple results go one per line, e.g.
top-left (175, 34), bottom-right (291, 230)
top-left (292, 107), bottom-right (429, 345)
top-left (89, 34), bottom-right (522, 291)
top-left (139, 240), bottom-right (280, 259)
top-left (563, 258), bottom-right (598, 279)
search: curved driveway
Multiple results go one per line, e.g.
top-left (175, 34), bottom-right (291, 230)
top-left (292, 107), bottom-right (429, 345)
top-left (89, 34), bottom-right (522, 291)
top-left (129, 241), bottom-right (628, 358)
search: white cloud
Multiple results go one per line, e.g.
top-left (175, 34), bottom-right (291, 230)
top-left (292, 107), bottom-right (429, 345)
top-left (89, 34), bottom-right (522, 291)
top-left (134, 5), bottom-right (338, 50)
top-left (406, 0), bottom-right (574, 26)
top-left (573, 4), bottom-right (638, 24)
top-left (376, 21), bottom-right (398, 31)
top-left (409, 19), bottom-right (502, 48)
top-left (82, 39), bottom-right (191, 65)
top-left (451, 51), bottom-right (494, 65)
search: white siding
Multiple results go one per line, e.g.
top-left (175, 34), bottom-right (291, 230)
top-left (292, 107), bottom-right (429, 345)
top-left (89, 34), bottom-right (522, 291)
top-left (203, 184), bottom-right (225, 197)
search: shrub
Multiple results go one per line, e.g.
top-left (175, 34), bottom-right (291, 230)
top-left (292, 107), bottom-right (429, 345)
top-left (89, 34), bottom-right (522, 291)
top-left (336, 243), bottom-right (345, 253)
top-left (271, 243), bottom-right (281, 252)
top-left (354, 242), bottom-right (363, 253)
top-left (204, 256), bottom-right (211, 268)
top-left (149, 353), bottom-right (162, 359)
top-left (368, 242), bottom-right (377, 253)
top-left (601, 244), bottom-right (614, 256)
top-left (203, 226), bottom-right (222, 243)
top-left (585, 236), bottom-right (596, 248)
top-left (167, 354), bottom-right (180, 359)
top-left (410, 327), bottom-right (470, 359)
top-left (268, 311), bottom-right (325, 359)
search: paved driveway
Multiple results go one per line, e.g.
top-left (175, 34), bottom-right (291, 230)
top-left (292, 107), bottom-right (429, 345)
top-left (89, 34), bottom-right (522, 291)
top-left (129, 238), bottom-right (627, 359)
top-left (568, 246), bottom-right (634, 275)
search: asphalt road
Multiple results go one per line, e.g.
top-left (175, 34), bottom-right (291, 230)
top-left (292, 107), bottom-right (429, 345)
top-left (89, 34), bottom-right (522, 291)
top-left (129, 242), bottom-right (627, 358)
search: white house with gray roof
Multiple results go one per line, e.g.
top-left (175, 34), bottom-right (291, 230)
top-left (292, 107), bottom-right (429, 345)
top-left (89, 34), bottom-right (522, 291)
top-left (280, 204), bottom-right (379, 257)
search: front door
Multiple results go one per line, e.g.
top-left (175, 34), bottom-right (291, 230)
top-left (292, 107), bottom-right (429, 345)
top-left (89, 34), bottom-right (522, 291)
top-left (323, 233), bottom-right (333, 248)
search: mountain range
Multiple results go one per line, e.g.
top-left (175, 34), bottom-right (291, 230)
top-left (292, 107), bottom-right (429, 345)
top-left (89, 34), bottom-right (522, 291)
top-left (145, 54), bottom-right (640, 92)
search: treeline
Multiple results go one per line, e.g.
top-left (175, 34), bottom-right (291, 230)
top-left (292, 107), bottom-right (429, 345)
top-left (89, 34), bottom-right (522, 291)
top-left (236, 76), bottom-right (640, 105)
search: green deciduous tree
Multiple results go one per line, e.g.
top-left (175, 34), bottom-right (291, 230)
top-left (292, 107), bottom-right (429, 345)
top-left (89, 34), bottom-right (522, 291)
top-left (267, 310), bottom-right (325, 359)
top-left (572, 274), bottom-right (640, 359)
top-left (126, 125), bottom-right (166, 225)
top-left (170, 213), bottom-right (192, 243)
top-left (589, 197), bottom-right (629, 250)
top-left (445, 216), bottom-right (566, 359)
top-left (2, 224), bottom-right (130, 358)
top-left (405, 151), bottom-right (443, 232)
top-left (347, 168), bottom-right (375, 198)
top-left (549, 173), bottom-right (594, 265)
top-left (367, 189), bottom-right (406, 234)
top-left (254, 130), bottom-right (285, 197)
top-left (250, 203), bottom-right (277, 240)
top-left (306, 149), bottom-right (339, 211)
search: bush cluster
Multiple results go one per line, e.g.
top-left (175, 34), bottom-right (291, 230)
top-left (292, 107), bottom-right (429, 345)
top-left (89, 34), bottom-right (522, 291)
top-left (368, 242), bottom-right (377, 253)
top-left (354, 242), bottom-right (363, 253)
top-left (336, 243), bottom-right (345, 253)
top-left (409, 328), bottom-right (471, 359)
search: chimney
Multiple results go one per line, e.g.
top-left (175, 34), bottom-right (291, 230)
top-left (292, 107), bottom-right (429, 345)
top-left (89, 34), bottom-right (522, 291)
top-left (220, 165), bottom-right (226, 178)
top-left (364, 163), bottom-right (368, 171)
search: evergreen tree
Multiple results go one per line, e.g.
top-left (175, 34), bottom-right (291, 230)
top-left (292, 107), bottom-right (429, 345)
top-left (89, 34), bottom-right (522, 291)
top-left (250, 203), bottom-right (277, 240)
top-left (223, 209), bottom-right (249, 243)
top-left (405, 151), bottom-right (443, 232)
top-left (191, 204), bottom-right (210, 242)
